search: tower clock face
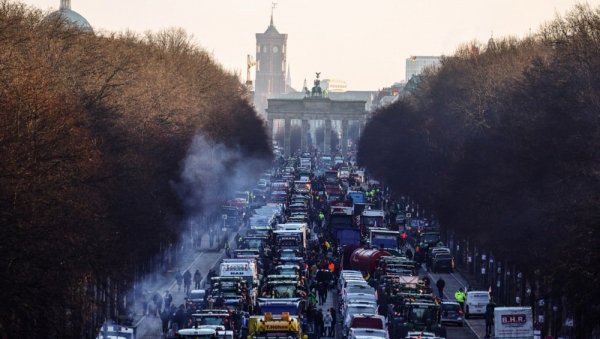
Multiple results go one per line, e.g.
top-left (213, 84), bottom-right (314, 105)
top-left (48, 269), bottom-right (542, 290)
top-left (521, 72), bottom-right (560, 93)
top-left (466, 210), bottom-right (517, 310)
top-left (272, 46), bottom-right (279, 53)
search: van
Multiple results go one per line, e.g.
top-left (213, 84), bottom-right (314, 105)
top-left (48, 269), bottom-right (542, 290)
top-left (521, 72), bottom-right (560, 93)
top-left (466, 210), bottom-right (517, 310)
top-left (465, 291), bottom-right (491, 318)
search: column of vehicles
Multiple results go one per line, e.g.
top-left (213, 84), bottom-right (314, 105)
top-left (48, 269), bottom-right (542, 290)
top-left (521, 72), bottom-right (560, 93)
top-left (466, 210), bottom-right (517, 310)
top-left (339, 246), bottom-right (448, 339)
top-left (170, 152), bottom-right (453, 339)
top-left (318, 154), bottom-right (450, 339)
top-left (171, 155), bottom-right (317, 339)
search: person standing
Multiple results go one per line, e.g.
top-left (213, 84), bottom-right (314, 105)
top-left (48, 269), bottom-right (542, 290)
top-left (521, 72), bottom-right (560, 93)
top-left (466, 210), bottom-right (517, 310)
top-left (315, 309), bottom-right (324, 338)
top-left (160, 308), bottom-right (170, 334)
top-left (141, 290), bottom-right (149, 316)
top-left (308, 289), bottom-right (318, 308)
top-left (153, 292), bottom-right (163, 316)
top-left (329, 307), bottom-right (336, 337)
top-left (175, 270), bottom-right (183, 292)
top-left (183, 270), bottom-right (192, 294)
top-left (485, 299), bottom-right (496, 338)
top-left (405, 248), bottom-right (413, 260)
top-left (455, 288), bottom-right (466, 310)
top-left (193, 269), bottom-right (203, 289)
top-left (323, 309), bottom-right (333, 337)
top-left (318, 281), bottom-right (328, 305)
top-left (225, 241), bottom-right (231, 258)
top-left (436, 277), bottom-right (446, 299)
top-left (164, 290), bottom-right (173, 310)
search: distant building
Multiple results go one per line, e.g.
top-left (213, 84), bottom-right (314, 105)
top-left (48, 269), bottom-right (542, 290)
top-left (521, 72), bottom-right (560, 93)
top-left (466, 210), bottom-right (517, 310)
top-left (372, 82), bottom-right (405, 109)
top-left (401, 75), bottom-right (424, 97)
top-left (405, 56), bottom-right (440, 82)
top-left (44, 0), bottom-right (92, 32)
top-left (321, 79), bottom-right (347, 93)
top-left (254, 11), bottom-right (288, 118)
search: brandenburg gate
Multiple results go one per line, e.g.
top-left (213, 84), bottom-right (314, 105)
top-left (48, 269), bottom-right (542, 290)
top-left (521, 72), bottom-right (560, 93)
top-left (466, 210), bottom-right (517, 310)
top-left (265, 74), bottom-right (368, 156)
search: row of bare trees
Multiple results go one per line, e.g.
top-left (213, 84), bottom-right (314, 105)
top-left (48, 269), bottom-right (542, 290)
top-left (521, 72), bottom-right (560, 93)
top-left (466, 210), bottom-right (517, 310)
top-left (0, 1), bottom-right (271, 337)
top-left (359, 5), bottom-right (599, 337)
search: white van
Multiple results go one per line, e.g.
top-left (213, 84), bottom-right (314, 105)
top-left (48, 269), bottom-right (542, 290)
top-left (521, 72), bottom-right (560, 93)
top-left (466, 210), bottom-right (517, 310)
top-left (465, 290), bottom-right (491, 318)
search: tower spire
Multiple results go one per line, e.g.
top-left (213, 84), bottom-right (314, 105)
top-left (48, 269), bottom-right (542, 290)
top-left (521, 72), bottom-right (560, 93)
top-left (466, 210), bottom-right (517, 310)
top-left (60, 0), bottom-right (71, 10)
top-left (270, 2), bottom-right (277, 26)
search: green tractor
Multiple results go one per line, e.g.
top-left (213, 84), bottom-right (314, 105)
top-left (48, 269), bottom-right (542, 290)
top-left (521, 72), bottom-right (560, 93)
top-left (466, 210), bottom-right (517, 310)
top-left (414, 231), bottom-right (441, 263)
top-left (389, 300), bottom-right (447, 338)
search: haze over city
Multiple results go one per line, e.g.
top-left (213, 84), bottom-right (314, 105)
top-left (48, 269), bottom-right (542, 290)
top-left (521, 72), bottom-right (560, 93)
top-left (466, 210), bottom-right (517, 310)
top-left (20, 0), bottom-right (600, 90)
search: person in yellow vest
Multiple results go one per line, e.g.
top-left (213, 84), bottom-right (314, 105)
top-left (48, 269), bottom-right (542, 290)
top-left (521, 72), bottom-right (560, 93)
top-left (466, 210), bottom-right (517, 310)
top-left (455, 287), bottom-right (466, 310)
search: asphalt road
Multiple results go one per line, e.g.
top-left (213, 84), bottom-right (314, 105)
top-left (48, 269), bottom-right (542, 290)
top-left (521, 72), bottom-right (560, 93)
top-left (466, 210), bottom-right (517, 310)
top-left (424, 267), bottom-right (485, 339)
top-left (134, 234), bottom-right (229, 339)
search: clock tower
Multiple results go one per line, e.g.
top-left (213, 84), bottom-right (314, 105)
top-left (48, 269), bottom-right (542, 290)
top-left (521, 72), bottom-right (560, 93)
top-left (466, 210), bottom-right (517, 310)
top-left (254, 8), bottom-right (287, 117)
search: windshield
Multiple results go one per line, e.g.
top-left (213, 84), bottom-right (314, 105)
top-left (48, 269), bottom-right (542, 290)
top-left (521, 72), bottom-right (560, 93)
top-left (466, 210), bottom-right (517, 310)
top-left (277, 268), bottom-right (298, 275)
top-left (347, 286), bottom-right (372, 294)
top-left (272, 284), bottom-right (297, 298)
top-left (195, 316), bottom-right (225, 326)
top-left (471, 293), bottom-right (490, 299)
top-left (421, 233), bottom-right (440, 243)
top-left (245, 239), bottom-right (263, 249)
top-left (405, 305), bottom-right (439, 325)
top-left (280, 251), bottom-right (299, 258)
top-left (442, 303), bottom-right (461, 312)
top-left (363, 216), bottom-right (384, 227)
top-left (189, 291), bottom-right (205, 300)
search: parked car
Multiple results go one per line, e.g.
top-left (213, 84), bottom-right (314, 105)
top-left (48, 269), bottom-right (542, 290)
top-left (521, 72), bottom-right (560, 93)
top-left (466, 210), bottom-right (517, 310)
top-left (465, 291), bottom-right (491, 318)
top-left (441, 301), bottom-right (464, 326)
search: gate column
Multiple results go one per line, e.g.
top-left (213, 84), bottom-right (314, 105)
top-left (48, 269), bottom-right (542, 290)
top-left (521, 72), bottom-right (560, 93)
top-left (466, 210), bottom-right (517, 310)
top-left (341, 119), bottom-right (349, 156)
top-left (284, 118), bottom-right (291, 156)
top-left (324, 119), bottom-right (332, 155)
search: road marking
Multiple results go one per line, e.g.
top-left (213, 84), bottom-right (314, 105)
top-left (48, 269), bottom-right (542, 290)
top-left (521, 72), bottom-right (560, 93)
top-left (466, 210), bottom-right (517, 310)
top-left (426, 269), bottom-right (482, 339)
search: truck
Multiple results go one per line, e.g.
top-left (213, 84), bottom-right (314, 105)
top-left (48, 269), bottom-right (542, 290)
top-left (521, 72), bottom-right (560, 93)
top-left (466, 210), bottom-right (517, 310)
top-left (388, 300), bottom-right (447, 339)
top-left (257, 298), bottom-right (303, 316)
top-left (329, 203), bottom-right (361, 246)
top-left (247, 312), bottom-right (306, 339)
top-left (361, 209), bottom-right (385, 229)
top-left (348, 248), bottom-right (391, 276)
top-left (369, 227), bottom-right (401, 251)
top-left (494, 307), bottom-right (534, 339)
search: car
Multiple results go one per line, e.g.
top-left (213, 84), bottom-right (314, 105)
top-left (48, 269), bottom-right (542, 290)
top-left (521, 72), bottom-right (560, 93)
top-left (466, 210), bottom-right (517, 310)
top-left (341, 299), bottom-right (378, 316)
top-left (441, 301), bottom-right (464, 326)
top-left (431, 253), bottom-right (454, 273)
top-left (185, 289), bottom-right (206, 312)
top-left (464, 291), bottom-right (491, 318)
top-left (343, 304), bottom-right (378, 335)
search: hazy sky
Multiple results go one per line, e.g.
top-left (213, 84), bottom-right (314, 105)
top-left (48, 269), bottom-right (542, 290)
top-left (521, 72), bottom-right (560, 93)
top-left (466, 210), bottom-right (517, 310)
top-left (22, 0), bottom-right (600, 90)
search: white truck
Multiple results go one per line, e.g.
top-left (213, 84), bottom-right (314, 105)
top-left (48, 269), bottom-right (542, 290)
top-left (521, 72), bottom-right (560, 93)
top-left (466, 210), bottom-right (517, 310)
top-left (494, 306), bottom-right (534, 339)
